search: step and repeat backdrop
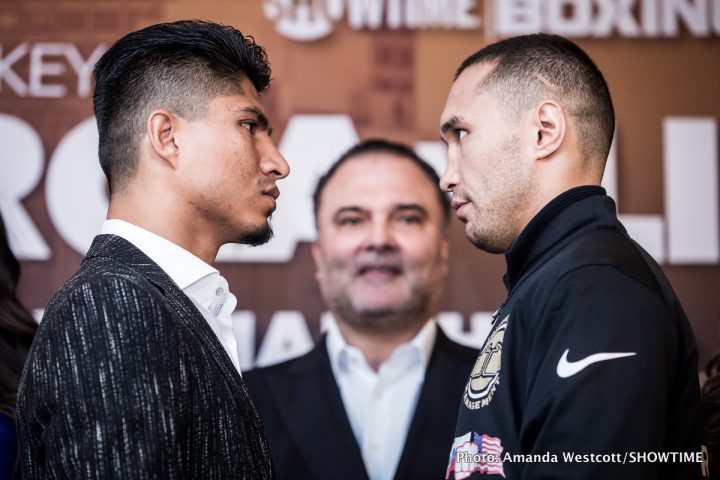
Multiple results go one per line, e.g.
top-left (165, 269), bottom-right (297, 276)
top-left (1, 0), bottom-right (719, 369)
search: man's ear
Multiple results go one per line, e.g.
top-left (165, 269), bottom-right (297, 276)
top-left (534, 101), bottom-right (566, 160)
top-left (147, 109), bottom-right (180, 167)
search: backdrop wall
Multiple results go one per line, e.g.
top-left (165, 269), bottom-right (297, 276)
top-left (1, 0), bottom-right (719, 370)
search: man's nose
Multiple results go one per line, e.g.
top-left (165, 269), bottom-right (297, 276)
top-left (364, 220), bottom-right (397, 253)
top-left (439, 150), bottom-right (457, 192)
top-left (260, 136), bottom-right (290, 179)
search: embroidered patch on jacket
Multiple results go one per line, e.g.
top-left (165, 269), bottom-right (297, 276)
top-left (446, 431), bottom-right (506, 479)
top-left (463, 315), bottom-right (509, 410)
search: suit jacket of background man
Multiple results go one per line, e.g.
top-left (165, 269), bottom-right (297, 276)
top-left (17, 234), bottom-right (273, 479)
top-left (243, 327), bottom-right (479, 480)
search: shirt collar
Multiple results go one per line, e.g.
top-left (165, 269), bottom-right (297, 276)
top-left (325, 316), bottom-right (437, 374)
top-left (101, 219), bottom-right (217, 289)
top-left (184, 273), bottom-right (237, 318)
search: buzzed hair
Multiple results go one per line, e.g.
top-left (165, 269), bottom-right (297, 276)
top-left (312, 139), bottom-right (451, 228)
top-left (456, 33), bottom-right (615, 167)
top-left (93, 20), bottom-right (271, 194)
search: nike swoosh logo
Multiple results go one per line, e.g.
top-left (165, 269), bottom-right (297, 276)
top-left (556, 349), bottom-right (636, 378)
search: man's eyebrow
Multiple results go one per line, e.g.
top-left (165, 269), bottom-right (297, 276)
top-left (332, 206), bottom-right (366, 220)
top-left (440, 115), bottom-right (462, 136)
top-left (394, 204), bottom-right (428, 216)
top-left (237, 106), bottom-right (273, 135)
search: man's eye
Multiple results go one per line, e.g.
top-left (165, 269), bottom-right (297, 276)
top-left (241, 121), bottom-right (257, 133)
top-left (398, 215), bottom-right (422, 225)
top-left (338, 217), bottom-right (363, 226)
top-left (456, 129), bottom-right (468, 141)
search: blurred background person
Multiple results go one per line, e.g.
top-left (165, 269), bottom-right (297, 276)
top-left (244, 139), bottom-right (479, 480)
top-left (0, 211), bottom-right (37, 480)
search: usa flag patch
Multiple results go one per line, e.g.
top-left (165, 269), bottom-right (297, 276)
top-left (446, 432), bottom-right (505, 479)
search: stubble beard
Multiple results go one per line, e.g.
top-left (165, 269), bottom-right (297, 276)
top-left (468, 223), bottom-right (510, 254)
top-left (239, 220), bottom-right (274, 246)
top-left (467, 207), bottom-right (521, 254)
top-left (329, 283), bottom-right (433, 337)
top-left (467, 135), bottom-right (535, 254)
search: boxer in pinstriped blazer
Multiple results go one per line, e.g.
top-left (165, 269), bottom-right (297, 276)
top-left (17, 20), bottom-right (289, 478)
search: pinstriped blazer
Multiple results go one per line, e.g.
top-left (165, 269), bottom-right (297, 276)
top-left (17, 234), bottom-right (273, 479)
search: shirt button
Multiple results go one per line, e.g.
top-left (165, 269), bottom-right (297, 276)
top-left (215, 287), bottom-right (224, 296)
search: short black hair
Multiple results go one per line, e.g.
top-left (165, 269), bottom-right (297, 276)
top-left (312, 139), bottom-right (451, 228)
top-left (93, 20), bottom-right (271, 194)
top-left (456, 33), bottom-right (614, 166)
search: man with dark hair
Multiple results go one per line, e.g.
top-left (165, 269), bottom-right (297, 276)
top-left (244, 139), bottom-right (478, 480)
top-left (17, 20), bottom-right (288, 478)
top-left (440, 34), bottom-right (705, 479)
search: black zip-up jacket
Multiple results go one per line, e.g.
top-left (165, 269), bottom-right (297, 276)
top-left (447, 186), bottom-right (705, 479)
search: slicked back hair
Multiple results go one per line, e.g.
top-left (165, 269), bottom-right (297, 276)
top-left (312, 139), bottom-right (451, 229)
top-left (455, 33), bottom-right (615, 167)
top-left (93, 20), bottom-right (271, 194)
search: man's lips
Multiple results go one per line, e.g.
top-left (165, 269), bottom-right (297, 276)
top-left (263, 186), bottom-right (280, 200)
top-left (356, 264), bottom-right (402, 276)
top-left (451, 199), bottom-right (470, 220)
top-left (451, 198), bottom-right (468, 211)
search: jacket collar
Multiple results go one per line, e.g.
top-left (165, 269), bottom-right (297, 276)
top-left (83, 234), bottom-right (247, 396)
top-left (82, 234), bottom-right (275, 477)
top-left (263, 339), bottom-right (369, 480)
top-left (503, 186), bottom-right (621, 292)
top-left (100, 219), bottom-right (217, 290)
top-left (259, 328), bottom-right (476, 480)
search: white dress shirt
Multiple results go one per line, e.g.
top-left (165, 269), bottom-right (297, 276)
top-left (325, 317), bottom-right (437, 480)
top-left (101, 219), bottom-right (242, 374)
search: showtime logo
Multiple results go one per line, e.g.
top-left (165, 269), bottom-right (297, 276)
top-left (262, 0), bottom-right (480, 41)
top-left (262, 0), bottom-right (720, 42)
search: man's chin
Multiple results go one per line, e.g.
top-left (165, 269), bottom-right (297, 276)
top-left (239, 223), bottom-right (274, 246)
top-left (352, 296), bottom-right (411, 318)
top-left (467, 226), bottom-right (509, 254)
top-left (344, 301), bottom-right (427, 335)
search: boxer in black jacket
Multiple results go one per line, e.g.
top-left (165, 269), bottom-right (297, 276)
top-left (439, 34), bottom-right (705, 479)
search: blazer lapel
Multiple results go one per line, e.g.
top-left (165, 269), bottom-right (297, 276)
top-left (394, 329), bottom-right (474, 480)
top-left (264, 340), bottom-right (369, 480)
top-left (84, 234), bottom-right (274, 477)
top-left (84, 235), bottom-right (252, 408)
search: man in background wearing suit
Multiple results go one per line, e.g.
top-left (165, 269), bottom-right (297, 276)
top-left (17, 20), bottom-right (289, 478)
top-left (244, 139), bottom-right (479, 480)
